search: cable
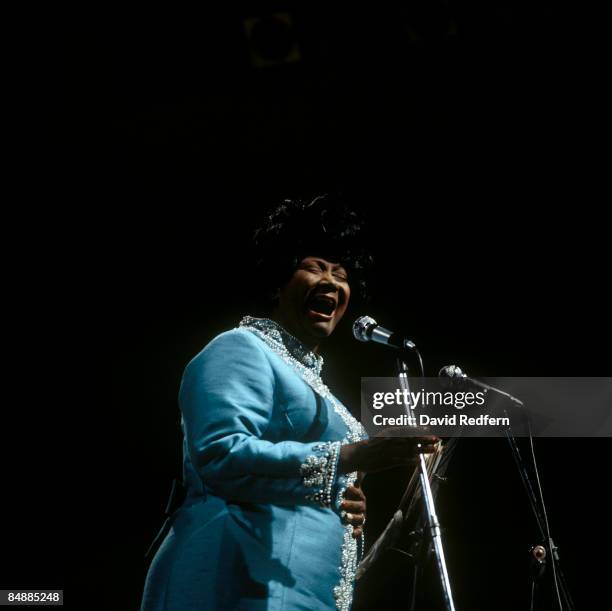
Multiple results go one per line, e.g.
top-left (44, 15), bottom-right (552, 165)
top-left (412, 345), bottom-right (425, 377)
top-left (505, 431), bottom-right (546, 540)
top-left (527, 426), bottom-right (565, 611)
top-left (502, 398), bottom-right (574, 609)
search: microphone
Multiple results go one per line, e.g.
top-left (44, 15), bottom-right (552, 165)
top-left (438, 365), bottom-right (467, 380)
top-left (352, 316), bottom-right (416, 350)
top-left (438, 364), bottom-right (523, 406)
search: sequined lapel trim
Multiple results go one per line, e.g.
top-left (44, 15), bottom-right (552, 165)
top-left (238, 315), bottom-right (366, 611)
top-left (239, 315), bottom-right (323, 374)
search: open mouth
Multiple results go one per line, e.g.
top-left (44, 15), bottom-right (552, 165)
top-left (305, 294), bottom-right (337, 319)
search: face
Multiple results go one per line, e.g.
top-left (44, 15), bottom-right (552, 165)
top-left (274, 256), bottom-right (351, 347)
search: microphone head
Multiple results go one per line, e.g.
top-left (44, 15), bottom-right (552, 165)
top-left (353, 315), bottom-right (377, 342)
top-left (438, 364), bottom-right (465, 379)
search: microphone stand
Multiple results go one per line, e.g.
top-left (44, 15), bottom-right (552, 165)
top-left (503, 411), bottom-right (574, 610)
top-left (451, 372), bottom-right (574, 611)
top-left (397, 357), bottom-right (456, 611)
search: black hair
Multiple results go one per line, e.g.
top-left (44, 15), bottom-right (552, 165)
top-left (253, 193), bottom-right (373, 307)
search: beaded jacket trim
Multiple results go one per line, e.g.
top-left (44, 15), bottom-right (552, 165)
top-left (301, 441), bottom-right (341, 507)
top-left (238, 316), bottom-right (366, 611)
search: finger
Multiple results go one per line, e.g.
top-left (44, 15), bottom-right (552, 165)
top-left (346, 513), bottom-right (365, 526)
top-left (393, 443), bottom-right (437, 460)
top-left (415, 436), bottom-right (440, 444)
top-left (341, 500), bottom-right (365, 513)
top-left (352, 526), bottom-right (363, 539)
top-left (344, 485), bottom-right (366, 500)
top-left (413, 441), bottom-right (439, 452)
top-left (416, 444), bottom-right (438, 454)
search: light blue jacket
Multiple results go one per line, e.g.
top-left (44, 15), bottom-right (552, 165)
top-left (140, 317), bottom-right (367, 611)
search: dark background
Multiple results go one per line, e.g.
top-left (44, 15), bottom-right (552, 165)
top-left (12, 2), bottom-right (611, 609)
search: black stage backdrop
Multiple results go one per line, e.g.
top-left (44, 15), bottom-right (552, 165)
top-left (20, 3), bottom-right (611, 610)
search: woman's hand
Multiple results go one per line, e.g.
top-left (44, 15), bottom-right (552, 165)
top-left (341, 483), bottom-right (366, 539)
top-left (338, 434), bottom-right (440, 475)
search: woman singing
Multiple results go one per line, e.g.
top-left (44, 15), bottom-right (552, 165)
top-left (140, 195), bottom-right (438, 611)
